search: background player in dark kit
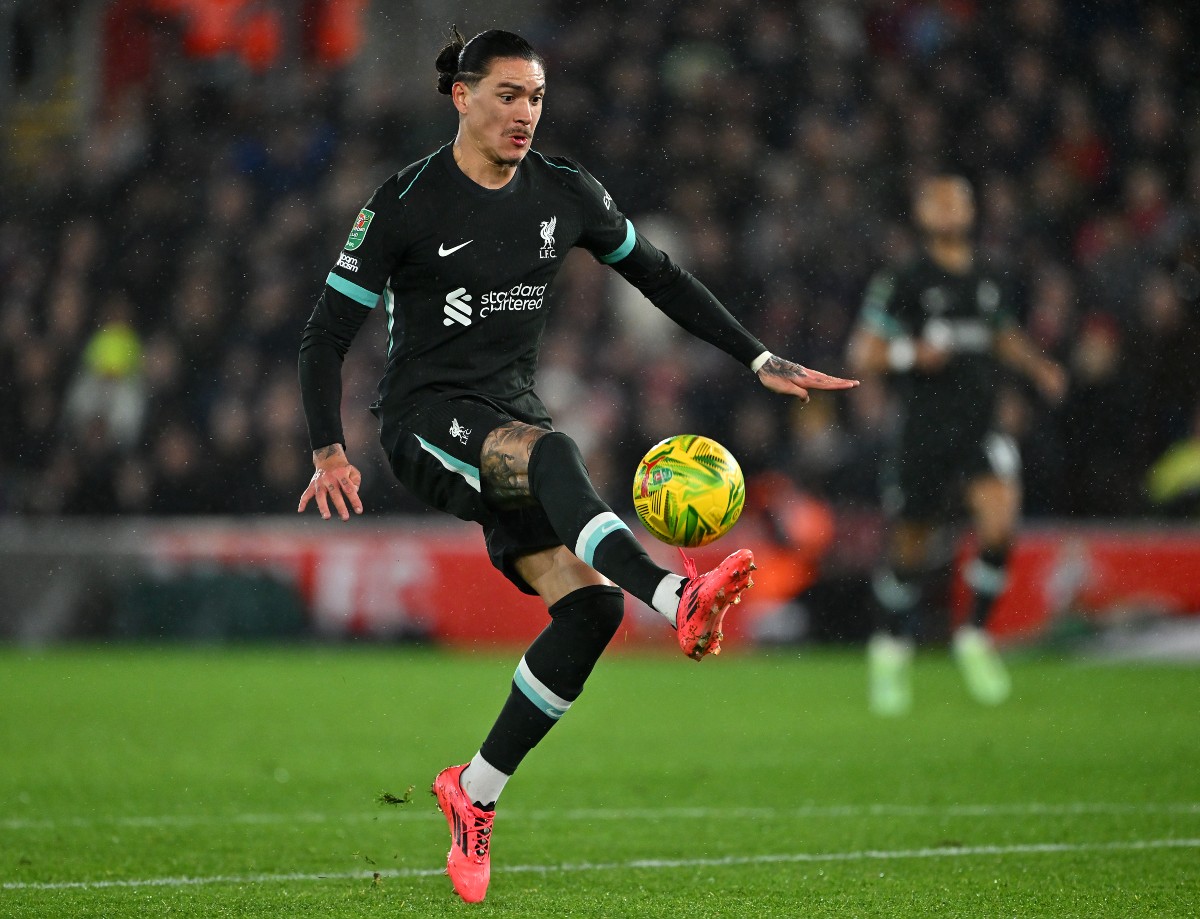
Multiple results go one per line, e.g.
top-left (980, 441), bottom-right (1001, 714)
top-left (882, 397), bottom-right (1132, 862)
top-left (847, 175), bottom-right (1065, 717)
top-left (298, 28), bottom-right (857, 900)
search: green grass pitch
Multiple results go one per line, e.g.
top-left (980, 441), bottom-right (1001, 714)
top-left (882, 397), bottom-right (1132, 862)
top-left (2, 644), bottom-right (1198, 917)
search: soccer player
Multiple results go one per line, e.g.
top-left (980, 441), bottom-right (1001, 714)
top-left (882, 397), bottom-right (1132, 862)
top-left (847, 175), bottom-right (1065, 717)
top-left (296, 29), bottom-right (858, 902)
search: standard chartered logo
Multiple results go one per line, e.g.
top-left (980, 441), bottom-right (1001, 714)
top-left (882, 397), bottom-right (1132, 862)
top-left (443, 284), bottom-right (547, 327)
top-left (443, 288), bottom-right (473, 326)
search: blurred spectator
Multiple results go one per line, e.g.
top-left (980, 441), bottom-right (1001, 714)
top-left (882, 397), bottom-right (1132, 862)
top-left (63, 292), bottom-right (147, 448)
top-left (150, 420), bottom-right (208, 514)
top-left (1129, 269), bottom-right (1200, 467)
top-left (1147, 403), bottom-right (1200, 517)
top-left (1060, 314), bottom-right (1142, 517)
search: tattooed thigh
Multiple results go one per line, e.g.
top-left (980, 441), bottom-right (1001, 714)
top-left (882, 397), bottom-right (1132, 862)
top-left (481, 421), bottom-right (546, 508)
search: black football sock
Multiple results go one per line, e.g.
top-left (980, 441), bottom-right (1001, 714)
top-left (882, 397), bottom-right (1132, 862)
top-left (527, 432), bottom-right (670, 608)
top-left (477, 585), bottom-right (625, 780)
top-left (871, 563), bottom-right (922, 638)
top-left (964, 545), bottom-right (1010, 629)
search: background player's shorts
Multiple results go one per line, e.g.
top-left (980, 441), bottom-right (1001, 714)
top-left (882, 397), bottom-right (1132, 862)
top-left (383, 396), bottom-right (561, 595)
top-left (882, 430), bottom-right (1021, 522)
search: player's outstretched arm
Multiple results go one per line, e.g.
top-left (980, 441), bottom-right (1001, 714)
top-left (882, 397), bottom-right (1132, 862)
top-left (995, 328), bottom-right (1067, 402)
top-left (298, 443), bottom-right (364, 521)
top-left (756, 354), bottom-right (859, 403)
top-left (595, 223), bottom-right (858, 399)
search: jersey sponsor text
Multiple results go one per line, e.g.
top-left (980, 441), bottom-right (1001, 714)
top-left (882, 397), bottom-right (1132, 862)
top-left (479, 283), bottom-right (547, 317)
top-left (442, 283), bottom-right (547, 327)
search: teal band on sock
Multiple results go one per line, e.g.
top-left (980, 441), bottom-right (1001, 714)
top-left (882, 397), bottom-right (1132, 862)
top-left (574, 512), bottom-right (630, 568)
top-left (513, 657), bottom-right (572, 721)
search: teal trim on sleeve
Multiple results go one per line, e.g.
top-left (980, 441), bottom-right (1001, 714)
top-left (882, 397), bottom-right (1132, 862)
top-left (599, 220), bottom-right (636, 264)
top-left (326, 272), bottom-right (380, 308)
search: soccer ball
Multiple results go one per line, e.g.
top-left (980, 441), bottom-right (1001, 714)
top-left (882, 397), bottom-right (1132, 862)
top-left (632, 434), bottom-right (745, 547)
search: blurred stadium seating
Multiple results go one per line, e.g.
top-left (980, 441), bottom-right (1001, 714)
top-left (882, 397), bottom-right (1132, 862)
top-left (2, 1), bottom-right (1200, 640)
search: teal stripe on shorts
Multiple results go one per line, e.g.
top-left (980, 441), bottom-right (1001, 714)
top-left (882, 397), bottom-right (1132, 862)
top-left (415, 435), bottom-right (481, 492)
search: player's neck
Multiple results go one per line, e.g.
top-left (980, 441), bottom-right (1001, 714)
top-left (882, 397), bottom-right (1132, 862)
top-left (926, 236), bottom-right (972, 274)
top-left (452, 138), bottom-right (519, 190)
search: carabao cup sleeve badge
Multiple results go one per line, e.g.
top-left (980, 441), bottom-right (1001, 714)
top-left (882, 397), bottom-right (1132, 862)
top-left (344, 208), bottom-right (375, 251)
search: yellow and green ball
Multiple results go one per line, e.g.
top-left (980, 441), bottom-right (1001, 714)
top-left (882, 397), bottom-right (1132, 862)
top-left (632, 434), bottom-right (745, 548)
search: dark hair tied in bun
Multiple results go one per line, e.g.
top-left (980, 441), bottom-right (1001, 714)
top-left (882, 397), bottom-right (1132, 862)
top-left (435, 25), bottom-right (467, 95)
top-left (434, 26), bottom-right (544, 96)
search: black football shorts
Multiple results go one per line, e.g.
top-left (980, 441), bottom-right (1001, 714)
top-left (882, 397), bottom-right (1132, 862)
top-left (383, 396), bottom-right (561, 595)
top-left (882, 430), bottom-right (1021, 522)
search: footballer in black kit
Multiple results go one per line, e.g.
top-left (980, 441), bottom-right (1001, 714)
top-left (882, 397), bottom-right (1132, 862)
top-left (297, 27), bottom-right (858, 903)
top-left (848, 175), bottom-right (1065, 717)
top-left (301, 142), bottom-right (768, 581)
top-left (859, 254), bottom-right (1020, 520)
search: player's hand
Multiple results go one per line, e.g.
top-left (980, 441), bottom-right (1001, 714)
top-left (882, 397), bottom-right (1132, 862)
top-left (756, 355), bottom-right (859, 403)
top-left (298, 443), bottom-right (364, 521)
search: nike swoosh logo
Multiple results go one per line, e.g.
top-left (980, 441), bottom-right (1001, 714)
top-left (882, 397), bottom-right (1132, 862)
top-left (438, 240), bottom-right (473, 257)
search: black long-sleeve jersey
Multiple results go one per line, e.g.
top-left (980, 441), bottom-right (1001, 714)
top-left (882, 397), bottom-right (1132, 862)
top-left (299, 144), bottom-right (768, 452)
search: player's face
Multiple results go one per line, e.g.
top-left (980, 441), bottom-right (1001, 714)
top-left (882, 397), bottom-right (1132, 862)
top-left (915, 178), bottom-right (975, 237)
top-left (457, 58), bottom-right (545, 167)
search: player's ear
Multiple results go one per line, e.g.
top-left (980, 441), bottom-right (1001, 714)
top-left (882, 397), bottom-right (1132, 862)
top-left (452, 81), bottom-right (471, 115)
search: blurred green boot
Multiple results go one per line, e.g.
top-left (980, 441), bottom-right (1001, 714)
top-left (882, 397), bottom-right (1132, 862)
top-left (868, 632), bottom-right (914, 717)
top-left (952, 626), bottom-right (1011, 706)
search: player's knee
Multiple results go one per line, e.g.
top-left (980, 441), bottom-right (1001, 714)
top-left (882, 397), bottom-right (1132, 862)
top-left (528, 430), bottom-right (585, 483)
top-left (550, 584), bottom-right (624, 640)
top-left (589, 586), bottom-right (625, 639)
top-left (534, 585), bottom-right (624, 699)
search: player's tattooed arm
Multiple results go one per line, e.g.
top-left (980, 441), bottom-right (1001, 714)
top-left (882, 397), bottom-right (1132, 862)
top-left (756, 354), bottom-right (859, 403)
top-left (481, 421), bottom-right (545, 508)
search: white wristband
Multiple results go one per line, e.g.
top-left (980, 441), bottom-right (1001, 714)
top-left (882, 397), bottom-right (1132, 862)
top-left (887, 338), bottom-right (916, 372)
top-left (750, 351), bottom-right (772, 373)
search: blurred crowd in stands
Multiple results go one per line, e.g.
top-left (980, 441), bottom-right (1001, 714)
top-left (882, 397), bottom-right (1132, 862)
top-left (3, 0), bottom-right (1200, 521)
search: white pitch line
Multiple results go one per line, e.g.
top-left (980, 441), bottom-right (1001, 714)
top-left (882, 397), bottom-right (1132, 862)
top-left (2, 801), bottom-right (1199, 832)
top-left (4, 838), bottom-right (1199, 892)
